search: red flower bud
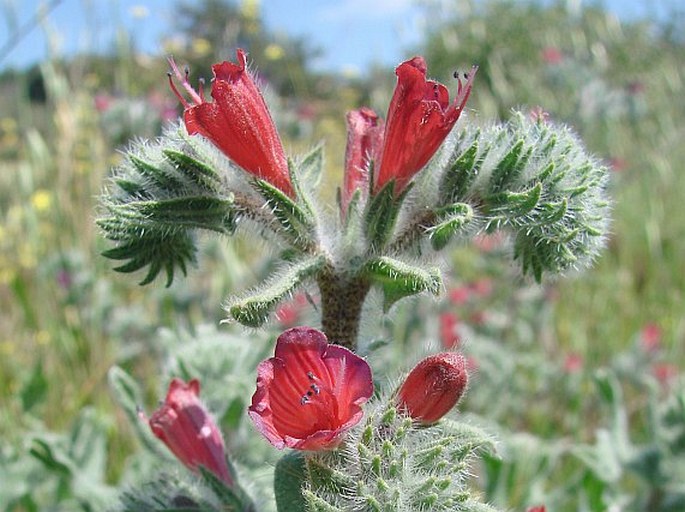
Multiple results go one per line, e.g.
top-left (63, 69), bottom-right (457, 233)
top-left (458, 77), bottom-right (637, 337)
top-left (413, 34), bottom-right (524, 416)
top-left (374, 57), bottom-right (477, 195)
top-left (397, 352), bottom-right (468, 424)
top-left (342, 107), bottom-right (384, 216)
top-left (249, 327), bottom-right (374, 451)
top-left (144, 378), bottom-right (232, 486)
top-left (168, 49), bottom-right (294, 197)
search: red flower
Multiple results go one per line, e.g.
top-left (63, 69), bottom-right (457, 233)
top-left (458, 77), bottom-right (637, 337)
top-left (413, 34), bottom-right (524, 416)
top-left (563, 353), bottom-right (584, 374)
top-left (439, 312), bottom-right (461, 349)
top-left (397, 352), bottom-right (468, 425)
top-left (374, 57), bottom-right (477, 195)
top-left (342, 107), bottom-right (384, 216)
top-left (527, 506), bottom-right (547, 512)
top-left (144, 378), bottom-right (232, 486)
top-left (541, 46), bottom-right (564, 65)
top-left (640, 323), bottom-right (662, 353)
top-left (275, 292), bottom-right (310, 327)
top-left (248, 327), bottom-right (373, 451)
top-left (652, 363), bottom-right (679, 388)
top-left (168, 49), bottom-right (293, 197)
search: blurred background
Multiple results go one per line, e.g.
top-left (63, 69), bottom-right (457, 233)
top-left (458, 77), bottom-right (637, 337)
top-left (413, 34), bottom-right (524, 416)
top-left (1, 0), bottom-right (684, 510)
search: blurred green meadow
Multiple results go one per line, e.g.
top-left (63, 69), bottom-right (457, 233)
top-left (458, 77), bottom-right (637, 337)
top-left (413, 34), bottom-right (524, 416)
top-left (1, 1), bottom-right (684, 510)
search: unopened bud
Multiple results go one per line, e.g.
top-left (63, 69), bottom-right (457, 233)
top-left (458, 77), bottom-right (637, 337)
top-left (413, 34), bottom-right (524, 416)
top-left (396, 352), bottom-right (468, 424)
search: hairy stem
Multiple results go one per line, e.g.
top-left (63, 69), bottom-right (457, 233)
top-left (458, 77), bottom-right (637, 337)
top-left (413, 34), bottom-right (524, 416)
top-left (317, 264), bottom-right (371, 351)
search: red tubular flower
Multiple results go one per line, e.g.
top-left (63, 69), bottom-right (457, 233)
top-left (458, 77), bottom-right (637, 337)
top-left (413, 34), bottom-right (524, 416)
top-left (168, 49), bottom-right (294, 197)
top-left (248, 327), bottom-right (374, 451)
top-left (374, 57), bottom-right (477, 195)
top-left (342, 107), bottom-right (384, 216)
top-left (397, 352), bottom-right (468, 425)
top-left (144, 378), bottom-right (233, 486)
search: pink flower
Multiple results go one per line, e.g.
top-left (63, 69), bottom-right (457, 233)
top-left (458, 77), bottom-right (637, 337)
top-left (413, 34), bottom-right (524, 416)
top-left (541, 46), bottom-right (563, 65)
top-left (652, 363), bottom-right (679, 387)
top-left (342, 107), bottom-right (384, 216)
top-left (397, 352), bottom-right (468, 425)
top-left (168, 49), bottom-right (293, 197)
top-left (439, 312), bottom-right (461, 349)
top-left (563, 353), bottom-right (584, 374)
top-left (640, 323), bottom-right (662, 353)
top-left (374, 57), bottom-right (477, 195)
top-left (275, 292), bottom-right (310, 327)
top-left (448, 285), bottom-right (471, 305)
top-left (527, 506), bottom-right (547, 512)
top-left (248, 327), bottom-right (373, 451)
top-left (144, 378), bottom-right (232, 486)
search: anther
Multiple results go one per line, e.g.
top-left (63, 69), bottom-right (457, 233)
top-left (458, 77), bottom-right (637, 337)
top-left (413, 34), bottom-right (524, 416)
top-left (300, 395), bottom-right (309, 405)
top-left (310, 383), bottom-right (320, 394)
top-left (307, 372), bottom-right (315, 380)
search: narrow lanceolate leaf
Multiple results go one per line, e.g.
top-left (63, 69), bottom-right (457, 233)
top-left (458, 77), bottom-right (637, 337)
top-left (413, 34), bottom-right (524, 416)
top-left (199, 467), bottom-right (249, 511)
top-left (429, 203), bottom-right (474, 251)
top-left (129, 154), bottom-right (186, 194)
top-left (162, 149), bottom-right (223, 193)
top-left (107, 367), bottom-right (169, 458)
top-left (296, 144), bottom-right (325, 191)
top-left (365, 181), bottom-right (412, 251)
top-left (485, 182), bottom-right (542, 219)
top-left (111, 196), bottom-right (235, 232)
top-left (226, 255), bottom-right (325, 327)
top-left (439, 136), bottom-right (482, 204)
top-left (488, 139), bottom-right (530, 193)
top-left (362, 256), bottom-right (442, 312)
top-left (99, 225), bottom-right (196, 286)
top-left (99, 133), bottom-right (240, 287)
top-left (254, 178), bottom-right (315, 249)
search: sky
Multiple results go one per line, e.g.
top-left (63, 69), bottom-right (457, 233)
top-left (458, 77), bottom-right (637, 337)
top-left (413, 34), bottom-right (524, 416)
top-left (0, 0), bottom-right (680, 74)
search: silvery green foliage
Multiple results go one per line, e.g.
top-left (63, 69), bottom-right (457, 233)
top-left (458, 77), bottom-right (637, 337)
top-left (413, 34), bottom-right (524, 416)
top-left (99, 111), bottom-right (610, 336)
top-left (273, 398), bottom-right (498, 512)
top-left (437, 112), bottom-right (610, 281)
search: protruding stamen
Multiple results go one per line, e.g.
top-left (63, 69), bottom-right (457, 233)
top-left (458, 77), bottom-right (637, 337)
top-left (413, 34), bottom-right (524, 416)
top-left (167, 72), bottom-right (189, 108)
top-left (167, 57), bottom-right (203, 106)
top-left (198, 78), bottom-right (206, 102)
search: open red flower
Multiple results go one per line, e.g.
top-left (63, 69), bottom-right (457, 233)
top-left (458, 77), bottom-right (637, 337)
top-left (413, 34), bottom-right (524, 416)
top-left (144, 378), bottom-right (233, 486)
top-left (397, 352), bottom-right (468, 425)
top-left (248, 327), bottom-right (373, 451)
top-left (374, 57), bottom-right (477, 195)
top-left (168, 49), bottom-right (293, 197)
top-left (342, 107), bottom-right (384, 216)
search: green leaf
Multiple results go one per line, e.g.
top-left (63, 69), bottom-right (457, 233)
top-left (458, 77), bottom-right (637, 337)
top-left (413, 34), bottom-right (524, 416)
top-left (362, 256), bottom-right (442, 311)
top-left (198, 467), bottom-right (247, 511)
top-left (429, 203), bottom-right (474, 250)
top-left (226, 255), bottom-right (326, 327)
top-left (297, 144), bottom-right (325, 190)
top-left (364, 181), bottom-right (412, 250)
top-left (107, 367), bottom-right (170, 458)
top-left (21, 359), bottom-right (48, 411)
top-left (129, 155), bottom-right (186, 194)
top-left (274, 451), bottom-right (309, 512)
top-left (440, 137), bottom-right (482, 203)
top-left (486, 182), bottom-right (542, 218)
top-left (99, 225), bottom-right (196, 286)
top-left (162, 149), bottom-right (222, 193)
top-left (113, 196), bottom-right (235, 233)
top-left (489, 139), bottom-right (530, 193)
top-left (254, 178), bottom-right (314, 248)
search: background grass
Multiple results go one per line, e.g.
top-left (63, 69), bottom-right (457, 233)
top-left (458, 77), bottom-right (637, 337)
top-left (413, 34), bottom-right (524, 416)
top-left (0, 1), bottom-right (683, 510)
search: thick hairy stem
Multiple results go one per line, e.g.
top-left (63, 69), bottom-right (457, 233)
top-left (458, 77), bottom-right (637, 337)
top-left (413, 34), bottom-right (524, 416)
top-left (317, 265), bottom-right (371, 351)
